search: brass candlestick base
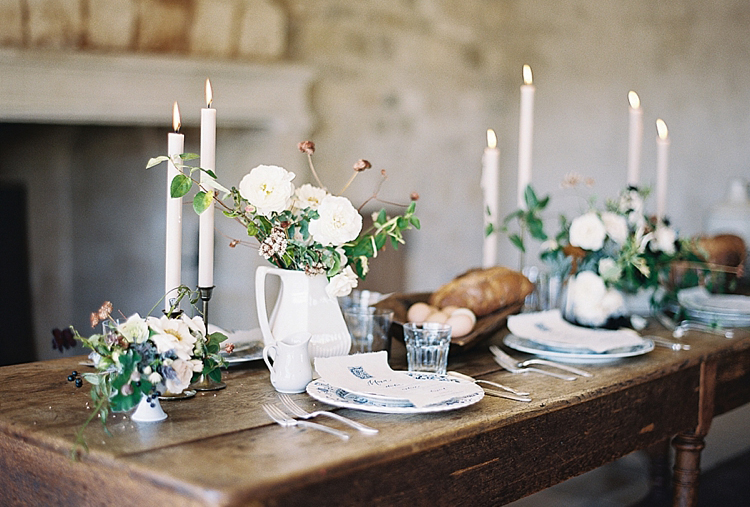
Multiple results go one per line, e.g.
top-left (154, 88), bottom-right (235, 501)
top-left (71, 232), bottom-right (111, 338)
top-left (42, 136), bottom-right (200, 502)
top-left (190, 373), bottom-right (226, 391)
top-left (159, 389), bottom-right (196, 400)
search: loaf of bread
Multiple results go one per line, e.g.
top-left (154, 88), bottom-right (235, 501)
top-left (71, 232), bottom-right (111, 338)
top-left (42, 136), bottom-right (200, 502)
top-left (694, 234), bottom-right (747, 268)
top-left (428, 267), bottom-right (534, 317)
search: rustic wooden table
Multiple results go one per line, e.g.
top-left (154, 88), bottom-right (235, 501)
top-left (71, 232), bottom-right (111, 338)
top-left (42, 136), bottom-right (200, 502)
top-left (1, 325), bottom-right (749, 507)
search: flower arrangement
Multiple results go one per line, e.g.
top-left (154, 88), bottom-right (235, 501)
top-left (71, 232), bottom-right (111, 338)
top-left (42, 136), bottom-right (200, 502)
top-left (148, 141), bottom-right (419, 298)
top-left (70, 298), bottom-right (227, 455)
top-left (502, 178), bottom-right (682, 326)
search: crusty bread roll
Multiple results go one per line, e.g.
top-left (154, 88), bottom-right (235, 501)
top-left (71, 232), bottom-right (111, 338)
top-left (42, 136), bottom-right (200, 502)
top-left (428, 267), bottom-right (533, 317)
top-left (694, 234), bottom-right (747, 268)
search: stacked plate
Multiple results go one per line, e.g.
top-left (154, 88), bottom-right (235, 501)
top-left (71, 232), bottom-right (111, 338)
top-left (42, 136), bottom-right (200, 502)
top-left (678, 287), bottom-right (750, 327)
top-left (306, 372), bottom-right (484, 414)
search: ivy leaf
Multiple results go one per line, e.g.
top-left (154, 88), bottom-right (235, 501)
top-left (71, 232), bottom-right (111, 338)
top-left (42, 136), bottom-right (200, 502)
top-left (180, 153), bottom-right (200, 161)
top-left (524, 185), bottom-right (539, 209)
top-left (193, 190), bottom-right (214, 214)
top-left (146, 156), bottom-right (170, 169)
top-left (409, 216), bottom-right (421, 229)
top-left (485, 223), bottom-right (496, 237)
top-left (170, 174), bottom-right (192, 198)
top-left (509, 233), bottom-right (525, 253)
top-left (527, 216), bottom-right (548, 241)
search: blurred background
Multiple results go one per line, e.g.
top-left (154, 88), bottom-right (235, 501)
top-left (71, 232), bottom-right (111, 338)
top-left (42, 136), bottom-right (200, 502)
top-left (1, 0), bottom-right (749, 495)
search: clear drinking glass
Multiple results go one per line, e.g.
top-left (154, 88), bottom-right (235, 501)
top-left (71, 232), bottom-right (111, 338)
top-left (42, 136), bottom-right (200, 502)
top-left (343, 307), bottom-right (394, 355)
top-left (403, 322), bottom-right (452, 375)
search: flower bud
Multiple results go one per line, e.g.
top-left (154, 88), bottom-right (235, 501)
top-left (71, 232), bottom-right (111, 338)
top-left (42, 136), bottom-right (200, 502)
top-left (353, 159), bottom-right (371, 172)
top-left (410, 192), bottom-right (420, 201)
top-left (298, 141), bottom-right (315, 154)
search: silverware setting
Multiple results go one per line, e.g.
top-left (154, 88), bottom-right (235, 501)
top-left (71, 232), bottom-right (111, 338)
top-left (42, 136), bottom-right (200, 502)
top-left (645, 335), bottom-right (691, 351)
top-left (489, 345), bottom-right (583, 381)
top-left (655, 311), bottom-right (734, 339)
top-left (278, 393), bottom-right (379, 434)
top-left (262, 404), bottom-right (350, 440)
top-left (446, 371), bottom-right (532, 402)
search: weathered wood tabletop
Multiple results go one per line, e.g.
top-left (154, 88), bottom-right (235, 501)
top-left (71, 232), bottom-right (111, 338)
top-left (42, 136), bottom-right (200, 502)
top-left (1, 325), bottom-right (749, 507)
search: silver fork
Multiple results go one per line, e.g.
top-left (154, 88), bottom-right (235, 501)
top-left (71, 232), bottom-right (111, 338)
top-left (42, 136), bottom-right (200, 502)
top-left (446, 371), bottom-right (531, 396)
top-left (490, 345), bottom-right (591, 377)
top-left (262, 404), bottom-right (350, 440)
top-left (278, 394), bottom-right (379, 434)
top-left (490, 345), bottom-right (577, 381)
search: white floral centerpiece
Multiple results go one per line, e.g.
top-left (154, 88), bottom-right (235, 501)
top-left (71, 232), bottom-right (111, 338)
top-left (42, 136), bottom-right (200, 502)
top-left (149, 141), bottom-right (419, 298)
top-left (503, 179), bottom-right (682, 327)
top-left (71, 300), bottom-right (227, 454)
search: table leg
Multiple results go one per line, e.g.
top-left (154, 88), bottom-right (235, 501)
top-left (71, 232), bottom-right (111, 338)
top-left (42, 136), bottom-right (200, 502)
top-left (672, 433), bottom-right (705, 507)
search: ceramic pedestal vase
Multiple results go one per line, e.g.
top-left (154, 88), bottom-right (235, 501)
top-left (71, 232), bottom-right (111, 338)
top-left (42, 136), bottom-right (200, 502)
top-left (131, 394), bottom-right (167, 422)
top-left (255, 266), bottom-right (351, 359)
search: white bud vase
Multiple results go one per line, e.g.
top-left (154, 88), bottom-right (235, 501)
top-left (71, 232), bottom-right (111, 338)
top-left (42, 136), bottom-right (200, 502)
top-left (131, 394), bottom-right (167, 422)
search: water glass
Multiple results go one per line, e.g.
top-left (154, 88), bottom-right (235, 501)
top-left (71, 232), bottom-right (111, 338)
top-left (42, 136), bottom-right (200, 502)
top-left (343, 307), bottom-right (394, 355)
top-left (339, 289), bottom-right (386, 310)
top-left (403, 322), bottom-right (451, 375)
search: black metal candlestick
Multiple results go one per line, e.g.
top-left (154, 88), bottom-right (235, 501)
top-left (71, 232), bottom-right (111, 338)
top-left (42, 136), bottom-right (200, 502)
top-left (190, 286), bottom-right (226, 391)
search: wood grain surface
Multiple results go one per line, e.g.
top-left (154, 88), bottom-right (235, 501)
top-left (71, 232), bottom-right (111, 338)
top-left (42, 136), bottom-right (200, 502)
top-left (1, 324), bottom-right (748, 506)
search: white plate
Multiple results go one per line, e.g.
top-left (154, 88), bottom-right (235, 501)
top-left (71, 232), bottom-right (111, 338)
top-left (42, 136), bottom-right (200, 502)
top-left (219, 328), bottom-right (265, 364)
top-left (306, 372), bottom-right (484, 414)
top-left (503, 334), bottom-right (654, 364)
top-left (679, 287), bottom-right (750, 315)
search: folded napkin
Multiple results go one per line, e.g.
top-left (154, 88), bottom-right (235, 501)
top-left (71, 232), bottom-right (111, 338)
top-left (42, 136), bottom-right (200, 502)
top-left (314, 352), bottom-right (476, 408)
top-left (507, 310), bottom-right (644, 353)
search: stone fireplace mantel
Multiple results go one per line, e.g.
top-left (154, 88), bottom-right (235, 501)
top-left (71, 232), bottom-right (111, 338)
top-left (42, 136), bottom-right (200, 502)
top-left (0, 48), bottom-right (315, 361)
top-left (0, 48), bottom-right (313, 131)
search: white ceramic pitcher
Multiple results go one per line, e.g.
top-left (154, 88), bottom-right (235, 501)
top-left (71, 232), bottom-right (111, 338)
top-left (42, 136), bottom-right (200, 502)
top-left (255, 266), bottom-right (351, 359)
top-left (263, 331), bottom-right (313, 393)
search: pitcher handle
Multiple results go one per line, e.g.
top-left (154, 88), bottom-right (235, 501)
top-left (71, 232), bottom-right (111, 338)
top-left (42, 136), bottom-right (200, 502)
top-left (262, 344), bottom-right (277, 380)
top-left (255, 265), bottom-right (277, 346)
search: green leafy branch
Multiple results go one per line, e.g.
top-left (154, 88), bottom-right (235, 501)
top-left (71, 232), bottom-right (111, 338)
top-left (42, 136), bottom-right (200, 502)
top-left (500, 185), bottom-right (551, 253)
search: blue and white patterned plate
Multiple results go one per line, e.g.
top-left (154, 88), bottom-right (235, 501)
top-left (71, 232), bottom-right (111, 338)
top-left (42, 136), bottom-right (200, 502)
top-left (306, 372), bottom-right (484, 414)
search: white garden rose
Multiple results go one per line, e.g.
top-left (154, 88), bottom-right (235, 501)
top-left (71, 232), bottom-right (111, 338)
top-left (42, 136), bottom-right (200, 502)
top-left (309, 195), bottom-right (363, 247)
top-left (601, 212), bottom-right (628, 245)
top-left (146, 316), bottom-right (197, 361)
top-left (164, 358), bottom-right (199, 394)
top-left (569, 212), bottom-right (607, 251)
top-left (117, 313), bottom-right (149, 344)
top-left (652, 225), bottom-right (677, 255)
top-left (238, 165), bottom-right (295, 217)
top-left (293, 183), bottom-right (328, 211)
top-left (568, 271), bottom-right (625, 327)
top-left (325, 266), bottom-right (359, 298)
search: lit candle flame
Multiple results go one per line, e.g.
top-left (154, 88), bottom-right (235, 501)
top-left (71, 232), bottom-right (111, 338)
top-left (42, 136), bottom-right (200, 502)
top-left (487, 129), bottom-right (497, 149)
top-left (205, 78), bottom-right (213, 108)
top-left (656, 118), bottom-right (668, 139)
top-left (522, 64), bottom-right (533, 85)
top-left (172, 101), bottom-right (181, 132)
top-left (628, 90), bottom-right (640, 109)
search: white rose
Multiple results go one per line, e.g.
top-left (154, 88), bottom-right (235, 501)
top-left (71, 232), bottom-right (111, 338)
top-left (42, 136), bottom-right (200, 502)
top-left (309, 195), bottom-right (363, 247)
top-left (293, 183), bottom-right (328, 211)
top-left (600, 212), bottom-right (628, 245)
top-left (238, 165), bottom-right (295, 217)
top-left (164, 358), bottom-right (195, 394)
top-left (568, 271), bottom-right (625, 326)
top-left (652, 226), bottom-right (677, 255)
top-left (325, 266), bottom-right (359, 298)
top-left (598, 257), bottom-right (622, 283)
top-left (146, 316), bottom-right (197, 361)
top-left (540, 239), bottom-right (559, 252)
top-left (117, 313), bottom-right (149, 344)
top-left (569, 212), bottom-right (607, 251)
